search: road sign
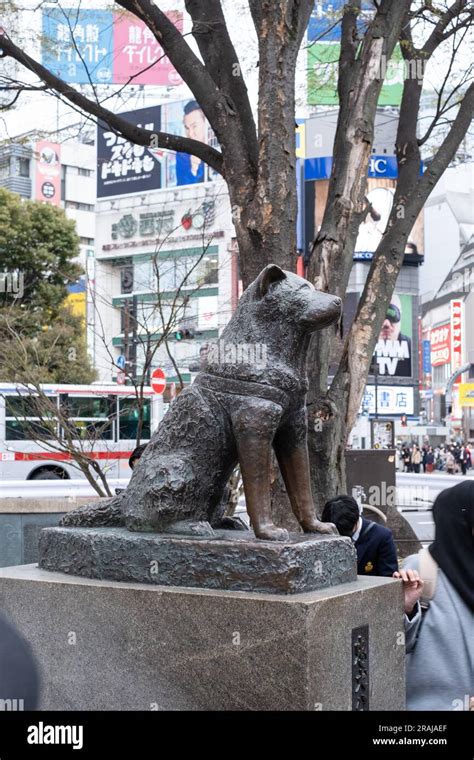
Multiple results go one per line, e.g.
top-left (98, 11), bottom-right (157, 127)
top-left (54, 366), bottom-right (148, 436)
top-left (116, 370), bottom-right (126, 385)
top-left (116, 354), bottom-right (126, 370)
top-left (151, 368), bottom-right (167, 395)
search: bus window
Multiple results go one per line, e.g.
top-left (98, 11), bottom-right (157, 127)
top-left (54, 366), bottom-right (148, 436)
top-left (5, 419), bottom-right (57, 441)
top-left (59, 395), bottom-right (115, 441)
top-left (60, 396), bottom-right (111, 419)
top-left (118, 398), bottom-right (151, 440)
top-left (5, 396), bottom-right (57, 440)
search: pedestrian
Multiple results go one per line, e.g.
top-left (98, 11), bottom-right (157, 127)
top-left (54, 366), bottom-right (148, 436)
top-left (425, 447), bottom-right (435, 474)
top-left (402, 446), bottom-right (411, 473)
top-left (411, 444), bottom-right (421, 474)
top-left (322, 495), bottom-right (398, 577)
top-left (465, 446), bottom-right (472, 471)
top-left (446, 450), bottom-right (456, 474)
top-left (422, 446), bottom-right (428, 474)
top-left (394, 481), bottom-right (474, 710)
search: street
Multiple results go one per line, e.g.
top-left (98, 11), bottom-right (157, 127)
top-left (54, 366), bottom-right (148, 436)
top-left (396, 471), bottom-right (473, 543)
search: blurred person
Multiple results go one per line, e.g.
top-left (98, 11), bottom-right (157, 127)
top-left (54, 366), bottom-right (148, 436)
top-left (322, 495), bottom-right (398, 577)
top-left (425, 447), bottom-right (435, 474)
top-left (394, 481), bottom-right (474, 710)
top-left (411, 444), bottom-right (421, 474)
top-left (446, 449), bottom-right (456, 474)
top-left (465, 445), bottom-right (472, 471)
top-left (402, 445), bottom-right (411, 473)
top-left (422, 445), bottom-right (428, 474)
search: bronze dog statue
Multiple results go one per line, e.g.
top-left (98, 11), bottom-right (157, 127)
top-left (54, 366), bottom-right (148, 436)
top-left (62, 265), bottom-right (341, 541)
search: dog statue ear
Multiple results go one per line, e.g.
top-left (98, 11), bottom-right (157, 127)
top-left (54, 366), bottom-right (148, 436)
top-left (257, 264), bottom-right (287, 297)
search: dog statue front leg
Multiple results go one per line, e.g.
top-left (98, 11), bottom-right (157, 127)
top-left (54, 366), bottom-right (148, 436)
top-left (274, 414), bottom-right (338, 536)
top-left (232, 400), bottom-right (288, 542)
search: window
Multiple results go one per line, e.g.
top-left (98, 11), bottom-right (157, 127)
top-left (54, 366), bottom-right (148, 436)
top-left (119, 398), bottom-right (151, 440)
top-left (17, 158), bottom-right (30, 178)
top-left (156, 253), bottom-right (218, 291)
top-left (0, 160), bottom-right (10, 180)
top-left (133, 259), bottom-right (155, 293)
top-left (78, 167), bottom-right (92, 177)
top-left (5, 395), bottom-right (57, 441)
top-left (79, 237), bottom-right (94, 247)
top-left (59, 395), bottom-right (114, 440)
top-left (65, 201), bottom-right (95, 212)
top-left (60, 396), bottom-right (111, 419)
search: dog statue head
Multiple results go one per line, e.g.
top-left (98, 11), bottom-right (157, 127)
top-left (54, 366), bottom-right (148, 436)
top-left (253, 264), bottom-right (342, 332)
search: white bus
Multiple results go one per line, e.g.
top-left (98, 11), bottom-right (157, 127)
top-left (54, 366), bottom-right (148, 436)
top-left (0, 383), bottom-right (164, 482)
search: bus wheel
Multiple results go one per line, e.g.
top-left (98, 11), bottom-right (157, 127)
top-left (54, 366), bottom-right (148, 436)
top-left (29, 467), bottom-right (68, 480)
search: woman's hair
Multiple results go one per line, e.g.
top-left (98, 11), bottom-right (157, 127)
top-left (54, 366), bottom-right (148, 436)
top-left (430, 481), bottom-right (474, 611)
top-left (321, 496), bottom-right (359, 537)
top-left (128, 443), bottom-right (148, 470)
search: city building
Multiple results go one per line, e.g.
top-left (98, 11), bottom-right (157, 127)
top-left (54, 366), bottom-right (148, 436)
top-left (422, 234), bottom-right (474, 443)
top-left (0, 129), bottom-right (96, 268)
top-left (92, 180), bottom-right (236, 390)
top-left (298, 110), bottom-right (425, 448)
top-left (421, 162), bottom-right (474, 299)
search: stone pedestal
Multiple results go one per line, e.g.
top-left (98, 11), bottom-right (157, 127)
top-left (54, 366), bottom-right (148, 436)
top-left (38, 527), bottom-right (356, 594)
top-left (0, 564), bottom-right (405, 711)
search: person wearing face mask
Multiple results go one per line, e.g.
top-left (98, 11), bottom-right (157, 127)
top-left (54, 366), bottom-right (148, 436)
top-left (394, 481), bottom-right (474, 711)
top-left (322, 495), bottom-right (398, 576)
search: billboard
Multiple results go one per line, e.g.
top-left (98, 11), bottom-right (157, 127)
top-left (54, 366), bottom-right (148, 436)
top-left (307, 2), bottom-right (403, 106)
top-left (97, 106), bottom-right (163, 198)
top-left (373, 294), bottom-right (413, 378)
top-left (34, 141), bottom-right (61, 206)
top-left (459, 383), bottom-right (474, 408)
top-left (354, 186), bottom-right (395, 261)
top-left (430, 324), bottom-right (451, 367)
top-left (362, 385), bottom-right (414, 415)
top-left (353, 179), bottom-right (424, 262)
top-left (450, 300), bottom-right (464, 373)
top-left (113, 11), bottom-right (183, 86)
top-left (97, 100), bottom-right (217, 199)
top-left (41, 8), bottom-right (182, 86)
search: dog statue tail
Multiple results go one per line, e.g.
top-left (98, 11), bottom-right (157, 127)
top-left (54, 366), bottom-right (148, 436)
top-left (60, 494), bottom-right (125, 528)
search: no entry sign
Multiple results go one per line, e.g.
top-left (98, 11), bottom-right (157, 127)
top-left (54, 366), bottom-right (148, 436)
top-left (151, 368), bottom-right (167, 395)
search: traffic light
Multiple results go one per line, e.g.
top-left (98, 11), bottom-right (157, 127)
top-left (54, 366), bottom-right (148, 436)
top-left (401, 414), bottom-right (407, 427)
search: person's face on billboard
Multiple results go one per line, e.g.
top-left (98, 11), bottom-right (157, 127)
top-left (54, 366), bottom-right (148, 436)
top-left (380, 301), bottom-right (401, 341)
top-left (183, 108), bottom-right (206, 142)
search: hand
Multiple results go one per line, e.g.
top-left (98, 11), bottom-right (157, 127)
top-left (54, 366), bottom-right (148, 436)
top-left (393, 569), bottom-right (424, 615)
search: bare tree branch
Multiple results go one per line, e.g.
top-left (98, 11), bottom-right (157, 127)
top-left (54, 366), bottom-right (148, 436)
top-left (0, 31), bottom-right (225, 176)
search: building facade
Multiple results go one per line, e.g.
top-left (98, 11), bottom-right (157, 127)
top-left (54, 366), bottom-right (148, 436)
top-left (0, 133), bottom-right (96, 267)
top-left (422, 235), bottom-right (474, 443)
top-left (92, 180), bottom-right (236, 389)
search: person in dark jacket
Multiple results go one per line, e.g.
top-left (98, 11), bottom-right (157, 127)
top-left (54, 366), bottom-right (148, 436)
top-left (322, 495), bottom-right (398, 576)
